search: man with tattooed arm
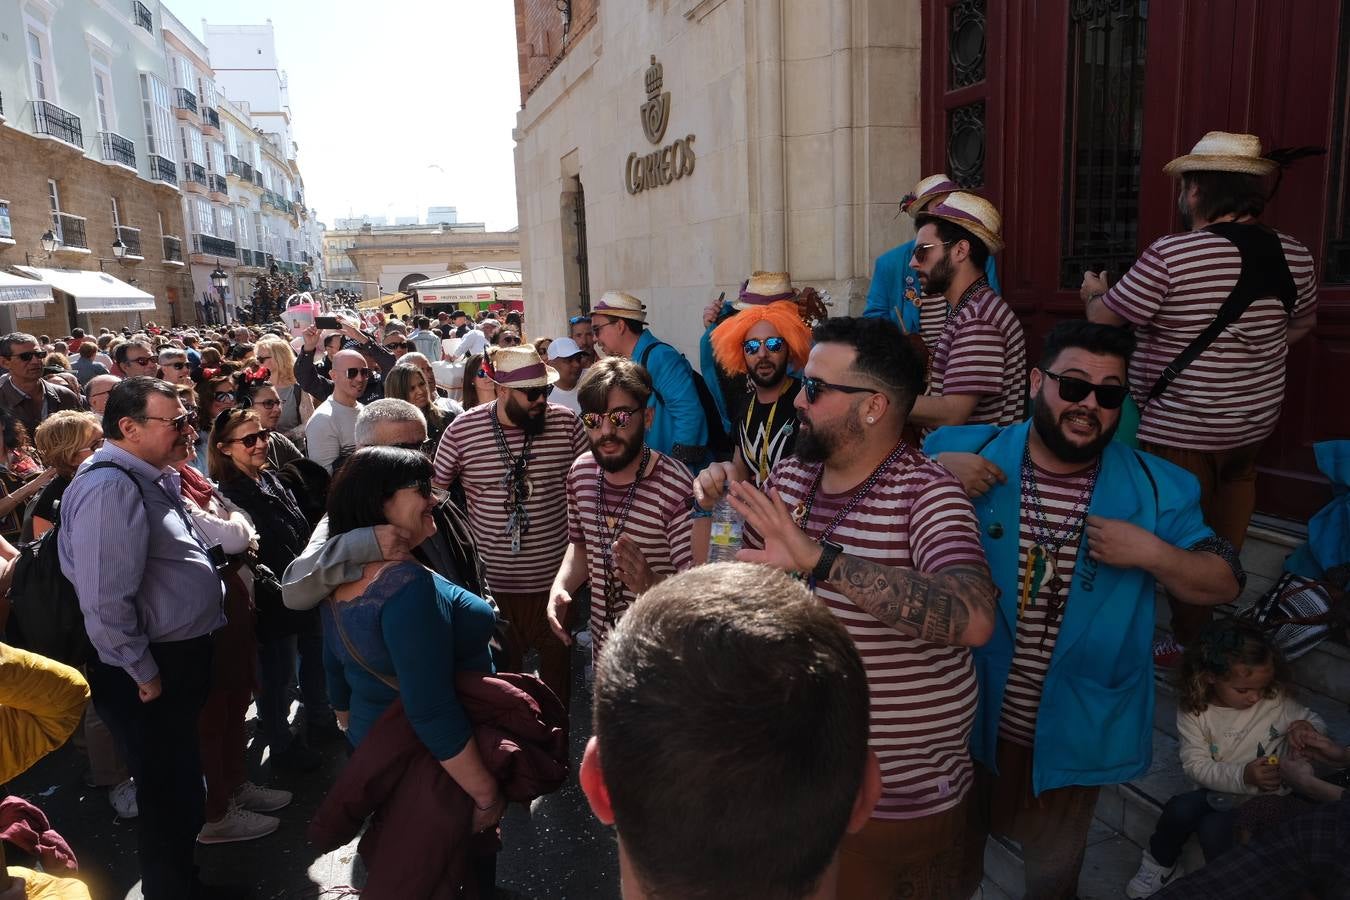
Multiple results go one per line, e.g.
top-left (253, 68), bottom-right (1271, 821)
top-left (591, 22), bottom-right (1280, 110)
top-left (695, 316), bottom-right (996, 900)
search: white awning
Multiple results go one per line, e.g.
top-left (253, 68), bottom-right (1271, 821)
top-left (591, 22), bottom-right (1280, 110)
top-left (15, 266), bottom-right (155, 313)
top-left (0, 271), bottom-right (54, 306)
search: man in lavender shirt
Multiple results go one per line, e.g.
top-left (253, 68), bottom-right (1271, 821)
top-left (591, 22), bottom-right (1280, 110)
top-left (58, 377), bottom-right (226, 899)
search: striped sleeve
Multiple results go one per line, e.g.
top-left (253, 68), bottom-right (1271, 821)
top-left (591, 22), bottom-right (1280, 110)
top-left (939, 318), bottom-right (1010, 396)
top-left (431, 414), bottom-right (465, 487)
top-left (1101, 242), bottom-right (1170, 326)
top-left (907, 475), bottom-right (988, 573)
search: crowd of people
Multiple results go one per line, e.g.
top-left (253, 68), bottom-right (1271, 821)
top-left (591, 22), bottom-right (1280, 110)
top-left (0, 127), bottom-right (1345, 900)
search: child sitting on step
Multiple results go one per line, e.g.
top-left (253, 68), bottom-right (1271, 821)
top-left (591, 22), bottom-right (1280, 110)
top-left (1126, 620), bottom-right (1327, 898)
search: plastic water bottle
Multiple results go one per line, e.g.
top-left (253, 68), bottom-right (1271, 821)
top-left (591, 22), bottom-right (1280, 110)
top-left (708, 495), bottom-right (744, 563)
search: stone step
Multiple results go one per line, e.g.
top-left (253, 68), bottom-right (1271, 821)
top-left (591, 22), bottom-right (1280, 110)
top-left (980, 819), bottom-right (1144, 899)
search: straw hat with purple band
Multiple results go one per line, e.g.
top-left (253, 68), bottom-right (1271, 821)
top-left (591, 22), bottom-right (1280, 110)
top-left (734, 271), bottom-right (796, 310)
top-left (1162, 131), bottom-right (1278, 178)
top-left (920, 190), bottom-right (1005, 254)
top-left (899, 173), bottom-right (961, 216)
top-left (487, 345), bottom-right (560, 389)
top-left (592, 290), bottom-right (648, 323)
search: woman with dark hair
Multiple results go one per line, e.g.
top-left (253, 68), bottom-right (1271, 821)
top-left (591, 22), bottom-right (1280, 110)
top-left (211, 408), bottom-right (327, 772)
top-left (460, 352), bottom-right (497, 409)
top-left (236, 370), bottom-right (304, 469)
top-left (322, 447), bottom-right (503, 835)
top-left (188, 369), bottom-right (238, 473)
top-left (0, 409), bottom-right (53, 543)
top-left (383, 364), bottom-right (451, 452)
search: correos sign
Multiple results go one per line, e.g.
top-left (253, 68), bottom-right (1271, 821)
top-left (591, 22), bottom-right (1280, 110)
top-left (624, 55), bottom-right (695, 195)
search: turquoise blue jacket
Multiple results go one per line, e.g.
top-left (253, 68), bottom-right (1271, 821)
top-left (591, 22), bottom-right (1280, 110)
top-left (863, 239), bottom-right (1002, 334)
top-left (924, 420), bottom-right (1213, 795)
top-left (634, 330), bottom-right (710, 471)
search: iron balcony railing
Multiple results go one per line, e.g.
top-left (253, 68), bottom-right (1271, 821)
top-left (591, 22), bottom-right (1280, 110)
top-left (237, 248), bottom-right (268, 268)
top-left (175, 88), bottom-right (197, 114)
top-left (208, 173), bottom-right (228, 194)
top-left (148, 154), bottom-right (177, 185)
top-left (202, 107), bottom-right (221, 130)
top-left (116, 225), bottom-right (143, 257)
top-left (163, 235), bottom-right (184, 262)
top-left (133, 1), bottom-right (153, 31)
top-left (33, 100), bottom-right (83, 146)
top-left (193, 234), bottom-right (237, 257)
top-left (185, 162), bottom-right (207, 186)
top-left (251, 170), bottom-right (263, 187)
top-left (100, 131), bottom-right (136, 168)
top-left (56, 213), bottom-right (88, 249)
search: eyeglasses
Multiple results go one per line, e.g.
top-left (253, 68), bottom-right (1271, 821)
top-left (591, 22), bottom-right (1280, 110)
top-left (254, 398), bottom-right (282, 410)
top-left (125, 356), bottom-right (154, 367)
top-left (499, 335), bottom-right (522, 346)
top-left (517, 384), bottom-right (553, 402)
top-left (384, 341), bottom-right (409, 351)
top-left (163, 361), bottom-right (189, 370)
top-left (221, 428), bottom-right (272, 449)
top-left (592, 318), bottom-right (620, 334)
top-left (1040, 370), bottom-right (1129, 410)
top-left (476, 368), bottom-right (491, 380)
top-left (256, 356), bottom-right (272, 364)
top-left (743, 337), bottom-right (787, 355)
top-left (568, 315), bottom-right (591, 326)
top-left (580, 408), bottom-right (638, 430)
top-left (912, 240), bottom-right (956, 263)
top-left (137, 412), bottom-right (198, 432)
top-left (344, 367), bottom-right (373, 380)
top-left (399, 479), bottom-right (449, 504)
top-left (5, 351), bottom-right (41, 362)
top-left (214, 391), bottom-right (236, 403)
top-left (802, 376), bottom-right (880, 404)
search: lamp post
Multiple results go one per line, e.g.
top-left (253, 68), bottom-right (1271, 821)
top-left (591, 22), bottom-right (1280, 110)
top-left (210, 261), bottom-right (229, 325)
top-left (112, 238), bottom-right (127, 260)
top-left (40, 229), bottom-right (59, 254)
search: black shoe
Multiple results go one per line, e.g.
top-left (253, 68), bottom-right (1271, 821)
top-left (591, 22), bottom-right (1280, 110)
top-left (271, 742), bottom-right (323, 773)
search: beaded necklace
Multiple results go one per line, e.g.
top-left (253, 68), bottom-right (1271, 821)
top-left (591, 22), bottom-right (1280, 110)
top-left (944, 275), bottom-right (990, 323)
top-left (1016, 445), bottom-right (1099, 631)
top-left (596, 445), bottom-right (652, 625)
top-left (490, 401), bottom-right (536, 554)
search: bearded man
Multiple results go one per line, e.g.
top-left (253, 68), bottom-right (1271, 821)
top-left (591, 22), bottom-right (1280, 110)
top-left (923, 321), bottom-right (1243, 899)
top-left (547, 357), bottom-right (707, 659)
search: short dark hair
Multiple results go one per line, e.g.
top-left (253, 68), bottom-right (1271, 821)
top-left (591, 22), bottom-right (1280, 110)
top-left (1039, 320), bottom-right (1137, 371)
top-left (577, 356), bottom-right (652, 412)
top-left (1182, 171), bottom-right (1267, 223)
top-left (0, 333), bottom-right (38, 357)
top-left (414, 316), bottom-right (431, 329)
top-left (913, 214), bottom-right (990, 269)
top-left (113, 340), bottom-right (151, 366)
top-left (103, 376), bottom-right (180, 439)
top-left (596, 564), bottom-right (870, 900)
top-left (326, 446), bottom-right (433, 536)
top-left (0, 408), bottom-right (30, 452)
top-left (810, 316), bottom-right (926, 414)
top-left (71, 328), bottom-right (85, 339)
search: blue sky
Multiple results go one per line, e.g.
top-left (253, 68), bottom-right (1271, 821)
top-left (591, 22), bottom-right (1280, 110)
top-left (168, 0), bottom-right (522, 231)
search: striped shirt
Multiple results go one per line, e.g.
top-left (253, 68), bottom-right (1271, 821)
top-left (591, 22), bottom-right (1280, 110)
top-left (751, 446), bottom-right (988, 819)
top-left (928, 286), bottom-right (1027, 429)
top-left (566, 451), bottom-right (696, 655)
top-left (1101, 228), bottom-right (1317, 451)
top-left (432, 402), bottom-right (588, 593)
top-left (999, 461), bottom-right (1097, 746)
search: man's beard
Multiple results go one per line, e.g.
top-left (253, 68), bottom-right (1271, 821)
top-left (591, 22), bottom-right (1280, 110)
top-left (593, 426), bottom-right (645, 472)
top-left (921, 250), bottom-right (956, 296)
top-left (748, 356), bottom-right (788, 389)
top-left (794, 403), bottom-right (865, 464)
top-left (1031, 389), bottom-right (1118, 465)
top-left (504, 394), bottom-right (547, 435)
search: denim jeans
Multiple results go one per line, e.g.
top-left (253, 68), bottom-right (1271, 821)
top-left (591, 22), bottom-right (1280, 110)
top-left (296, 616), bottom-right (332, 727)
top-left (256, 635), bottom-right (297, 754)
top-left (1149, 788), bottom-right (1237, 866)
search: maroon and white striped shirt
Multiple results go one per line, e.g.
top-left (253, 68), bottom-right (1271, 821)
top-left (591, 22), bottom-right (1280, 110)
top-left (566, 451), bottom-right (696, 656)
top-left (928, 286), bottom-right (1027, 429)
top-left (999, 461), bottom-right (1097, 746)
top-left (750, 445), bottom-right (989, 820)
top-left (1101, 228), bottom-right (1317, 451)
top-left (432, 402), bottom-right (587, 593)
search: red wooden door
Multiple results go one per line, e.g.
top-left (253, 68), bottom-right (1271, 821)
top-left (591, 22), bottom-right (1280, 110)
top-left (921, 0), bottom-right (1350, 522)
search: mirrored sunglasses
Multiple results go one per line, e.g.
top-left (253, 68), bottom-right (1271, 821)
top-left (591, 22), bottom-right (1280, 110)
top-left (580, 408), bottom-right (638, 429)
top-left (743, 337), bottom-right (787, 355)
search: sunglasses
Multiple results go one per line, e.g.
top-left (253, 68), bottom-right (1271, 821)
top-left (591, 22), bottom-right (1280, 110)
top-left (214, 391), bottom-right (236, 403)
top-left (399, 479), bottom-right (450, 504)
top-left (802, 376), bottom-right (880, 404)
top-left (344, 367), bottom-right (373, 380)
top-left (163, 361), bottom-right (189, 370)
top-left (499, 335), bottom-right (522, 346)
top-left (384, 341), bottom-right (409, 351)
top-left (476, 368), bottom-right (491, 380)
top-left (138, 412), bottom-right (198, 432)
top-left (6, 351), bottom-right (41, 362)
top-left (743, 337), bottom-right (786, 355)
top-left (580, 408), bottom-right (638, 430)
top-left (256, 356), bottom-right (272, 364)
top-left (568, 315), bottom-right (591, 325)
top-left (912, 239), bottom-right (956, 263)
top-left (222, 428), bottom-right (272, 449)
top-left (1040, 370), bottom-right (1129, 410)
top-left (125, 356), bottom-right (155, 366)
top-left (517, 384), bottom-right (553, 402)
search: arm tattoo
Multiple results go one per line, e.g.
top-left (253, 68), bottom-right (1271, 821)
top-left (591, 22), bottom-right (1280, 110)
top-left (827, 556), bottom-right (998, 646)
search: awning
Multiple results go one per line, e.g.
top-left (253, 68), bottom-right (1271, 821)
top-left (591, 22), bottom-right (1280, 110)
top-left (408, 266), bottom-right (522, 291)
top-left (0, 271), bottom-right (54, 305)
top-left (15, 266), bottom-right (155, 313)
top-left (356, 292), bottom-right (408, 311)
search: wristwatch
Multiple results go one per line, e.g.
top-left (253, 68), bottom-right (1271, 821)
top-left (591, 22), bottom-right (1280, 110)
top-left (812, 540), bottom-right (844, 583)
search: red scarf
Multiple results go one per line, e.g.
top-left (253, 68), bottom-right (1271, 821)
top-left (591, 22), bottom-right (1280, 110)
top-left (178, 463), bottom-right (216, 511)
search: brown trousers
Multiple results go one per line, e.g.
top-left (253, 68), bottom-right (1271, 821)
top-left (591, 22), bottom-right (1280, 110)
top-left (495, 589), bottom-right (571, 713)
top-left (1140, 440), bottom-right (1262, 643)
top-left (964, 739), bottom-right (1101, 900)
top-left (837, 793), bottom-right (980, 900)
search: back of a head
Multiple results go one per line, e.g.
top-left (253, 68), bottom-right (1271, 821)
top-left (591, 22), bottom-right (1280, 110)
top-left (354, 396), bottom-right (425, 447)
top-left (595, 563), bottom-right (870, 900)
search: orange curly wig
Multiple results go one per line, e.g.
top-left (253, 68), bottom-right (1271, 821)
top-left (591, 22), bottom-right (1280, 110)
top-left (709, 301), bottom-right (812, 376)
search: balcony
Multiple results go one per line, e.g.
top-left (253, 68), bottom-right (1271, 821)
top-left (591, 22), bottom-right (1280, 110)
top-left (163, 235), bottom-right (184, 264)
top-left (133, 0), bottom-right (153, 32)
top-left (201, 107), bottom-right (221, 131)
top-left (148, 153), bottom-right (178, 186)
top-left (175, 88), bottom-right (198, 115)
top-left (192, 234), bottom-right (237, 258)
top-left (32, 100), bottom-right (83, 149)
top-left (54, 213), bottom-right (89, 252)
top-left (184, 162), bottom-right (207, 191)
top-left (251, 170), bottom-right (263, 187)
top-left (100, 131), bottom-right (136, 168)
top-left (115, 225), bottom-right (143, 260)
top-left (237, 248), bottom-right (268, 269)
top-left (208, 173), bottom-right (228, 196)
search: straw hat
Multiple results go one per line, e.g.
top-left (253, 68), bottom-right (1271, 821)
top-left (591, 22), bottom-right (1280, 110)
top-left (1163, 131), bottom-right (1277, 178)
top-left (900, 174), bottom-right (962, 216)
top-left (920, 191), bottom-right (1004, 254)
top-left (592, 291), bottom-right (648, 323)
top-left (486, 345), bottom-right (559, 389)
top-left (734, 271), bottom-right (796, 310)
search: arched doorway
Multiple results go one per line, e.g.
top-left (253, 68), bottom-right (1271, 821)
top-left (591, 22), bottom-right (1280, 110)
top-left (398, 273), bottom-right (429, 293)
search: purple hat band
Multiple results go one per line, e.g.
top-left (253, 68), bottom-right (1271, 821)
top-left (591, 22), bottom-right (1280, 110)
top-left (494, 362), bottom-right (548, 384)
top-left (924, 201), bottom-right (985, 230)
top-left (917, 178), bottom-right (960, 198)
top-left (738, 288), bottom-right (796, 306)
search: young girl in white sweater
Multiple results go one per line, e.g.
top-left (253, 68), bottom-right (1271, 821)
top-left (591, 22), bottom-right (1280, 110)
top-left (1126, 620), bottom-right (1327, 897)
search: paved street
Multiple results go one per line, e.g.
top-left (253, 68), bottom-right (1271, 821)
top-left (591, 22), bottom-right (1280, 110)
top-left (4, 646), bottom-right (620, 899)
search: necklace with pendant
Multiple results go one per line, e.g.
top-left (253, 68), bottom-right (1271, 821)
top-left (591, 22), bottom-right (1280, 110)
top-left (1017, 446), bottom-right (1099, 621)
top-left (596, 446), bottom-right (651, 624)
top-left (491, 402), bottom-right (536, 554)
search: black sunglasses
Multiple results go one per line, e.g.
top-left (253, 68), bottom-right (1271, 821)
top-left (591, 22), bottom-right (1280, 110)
top-left (499, 335), bottom-right (522, 346)
top-left (345, 367), bottom-right (373, 380)
top-left (802, 376), bottom-right (879, 404)
top-left (743, 337), bottom-right (786, 355)
top-left (1041, 370), bottom-right (1129, 410)
top-left (384, 341), bottom-right (409, 351)
top-left (163, 361), bottom-right (189, 370)
top-left (221, 428), bottom-right (272, 449)
top-left (6, 350), bottom-right (41, 362)
top-left (125, 356), bottom-right (154, 366)
top-left (912, 239), bottom-right (956, 263)
top-left (517, 384), bottom-right (553, 402)
top-left (138, 412), bottom-right (198, 432)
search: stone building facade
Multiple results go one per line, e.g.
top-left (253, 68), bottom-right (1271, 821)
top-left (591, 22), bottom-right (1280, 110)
top-left (324, 222), bottom-right (521, 299)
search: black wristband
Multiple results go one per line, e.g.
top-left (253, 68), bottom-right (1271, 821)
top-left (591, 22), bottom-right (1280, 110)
top-left (812, 541), bottom-right (844, 584)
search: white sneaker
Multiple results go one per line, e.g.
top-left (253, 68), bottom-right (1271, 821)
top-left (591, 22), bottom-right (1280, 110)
top-left (197, 803), bottom-right (280, 844)
top-left (108, 778), bottom-right (138, 819)
top-left (233, 781), bottom-right (292, 813)
top-left (1126, 850), bottom-right (1177, 898)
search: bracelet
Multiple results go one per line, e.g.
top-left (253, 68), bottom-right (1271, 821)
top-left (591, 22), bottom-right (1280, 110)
top-left (690, 505), bottom-right (713, 519)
